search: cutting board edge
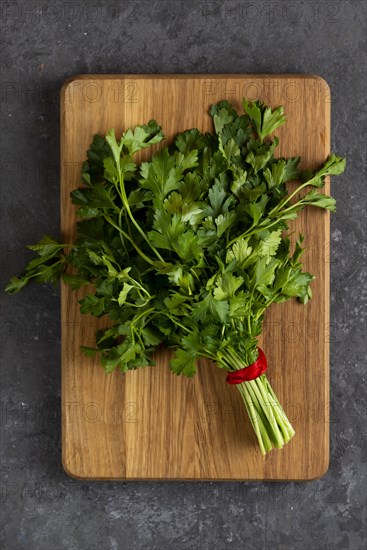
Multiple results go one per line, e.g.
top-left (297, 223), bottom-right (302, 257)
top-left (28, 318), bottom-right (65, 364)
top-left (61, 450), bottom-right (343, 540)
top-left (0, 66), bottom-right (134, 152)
top-left (60, 73), bottom-right (331, 101)
top-left (60, 462), bottom-right (331, 482)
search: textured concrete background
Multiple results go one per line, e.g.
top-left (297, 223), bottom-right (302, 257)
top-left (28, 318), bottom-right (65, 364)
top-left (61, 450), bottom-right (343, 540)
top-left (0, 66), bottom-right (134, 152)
top-left (1, 1), bottom-right (366, 549)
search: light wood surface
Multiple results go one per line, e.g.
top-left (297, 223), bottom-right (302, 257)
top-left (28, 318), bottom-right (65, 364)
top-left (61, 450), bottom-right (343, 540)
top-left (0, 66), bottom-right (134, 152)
top-left (61, 75), bottom-right (331, 480)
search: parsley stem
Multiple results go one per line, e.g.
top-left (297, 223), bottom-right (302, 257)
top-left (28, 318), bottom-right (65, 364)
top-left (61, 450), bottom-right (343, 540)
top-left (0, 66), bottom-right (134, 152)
top-left (227, 185), bottom-right (309, 249)
top-left (123, 297), bottom-right (155, 308)
top-left (250, 377), bottom-right (284, 446)
top-left (237, 383), bottom-right (267, 455)
top-left (131, 307), bottom-right (156, 325)
top-left (103, 214), bottom-right (155, 266)
top-left (190, 268), bottom-right (201, 285)
top-left (247, 290), bottom-right (255, 335)
top-left (275, 201), bottom-right (303, 216)
top-left (117, 209), bottom-right (128, 254)
top-left (118, 173), bottom-right (164, 262)
top-left (267, 180), bottom-right (313, 217)
top-left (262, 377), bottom-right (295, 440)
top-left (227, 215), bottom-right (284, 247)
top-left (217, 346), bottom-right (295, 450)
top-left (164, 314), bottom-right (191, 334)
top-left (242, 382), bottom-right (275, 449)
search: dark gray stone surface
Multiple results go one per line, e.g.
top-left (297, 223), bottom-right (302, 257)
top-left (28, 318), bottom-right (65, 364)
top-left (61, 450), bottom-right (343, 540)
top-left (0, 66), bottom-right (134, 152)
top-left (1, 1), bottom-right (366, 549)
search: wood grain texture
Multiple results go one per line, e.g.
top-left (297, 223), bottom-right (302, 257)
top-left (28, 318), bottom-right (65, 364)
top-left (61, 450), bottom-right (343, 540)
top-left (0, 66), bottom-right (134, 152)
top-left (60, 75), bottom-right (331, 480)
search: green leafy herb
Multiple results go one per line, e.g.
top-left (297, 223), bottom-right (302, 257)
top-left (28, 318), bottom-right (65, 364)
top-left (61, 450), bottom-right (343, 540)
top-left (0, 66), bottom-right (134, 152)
top-left (6, 99), bottom-right (346, 454)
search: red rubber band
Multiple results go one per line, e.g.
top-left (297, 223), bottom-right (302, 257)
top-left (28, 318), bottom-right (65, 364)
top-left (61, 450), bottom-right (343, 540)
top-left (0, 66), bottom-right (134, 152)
top-left (226, 348), bottom-right (268, 385)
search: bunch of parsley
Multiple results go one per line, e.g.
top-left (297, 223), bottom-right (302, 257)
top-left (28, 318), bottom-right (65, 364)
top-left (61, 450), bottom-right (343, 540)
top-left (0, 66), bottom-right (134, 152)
top-left (6, 99), bottom-right (345, 454)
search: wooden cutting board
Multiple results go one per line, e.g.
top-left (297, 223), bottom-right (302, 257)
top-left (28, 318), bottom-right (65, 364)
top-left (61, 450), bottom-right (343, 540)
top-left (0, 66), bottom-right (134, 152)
top-left (61, 75), bottom-right (331, 480)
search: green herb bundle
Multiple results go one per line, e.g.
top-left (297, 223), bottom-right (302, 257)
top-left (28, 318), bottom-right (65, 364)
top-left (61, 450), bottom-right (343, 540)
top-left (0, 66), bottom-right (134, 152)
top-left (6, 99), bottom-right (345, 454)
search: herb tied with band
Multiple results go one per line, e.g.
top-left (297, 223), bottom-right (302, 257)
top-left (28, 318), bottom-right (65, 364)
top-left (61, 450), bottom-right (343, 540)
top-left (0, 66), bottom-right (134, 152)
top-left (6, 99), bottom-right (346, 454)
